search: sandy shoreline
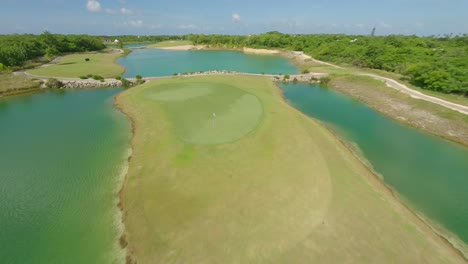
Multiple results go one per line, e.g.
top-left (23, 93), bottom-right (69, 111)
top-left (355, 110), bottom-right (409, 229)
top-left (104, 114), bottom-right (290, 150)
top-left (149, 44), bottom-right (205, 50)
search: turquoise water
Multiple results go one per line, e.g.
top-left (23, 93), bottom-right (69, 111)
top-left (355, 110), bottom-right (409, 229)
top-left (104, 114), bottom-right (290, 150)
top-left (0, 89), bottom-right (130, 263)
top-left (118, 49), bottom-right (298, 78)
top-left (124, 43), bottom-right (151, 49)
top-left (279, 82), bottom-right (468, 244)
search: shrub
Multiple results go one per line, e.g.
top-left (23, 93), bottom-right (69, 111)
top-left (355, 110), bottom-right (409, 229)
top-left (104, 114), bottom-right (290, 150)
top-left (302, 69), bottom-right (310, 74)
top-left (293, 77), bottom-right (298, 82)
top-left (92, 75), bottom-right (104, 80)
top-left (87, 74), bottom-right (93, 78)
top-left (283, 74), bottom-right (290, 80)
top-left (115, 76), bottom-right (122, 80)
top-left (46, 78), bottom-right (63, 89)
top-left (135, 74), bottom-right (142, 80)
top-left (85, 58), bottom-right (90, 62)
top-left (79, 75), bottom-right (88, 79)
top-left (320, 76), bottom-right (331, 85)
top-left (0, 63), bottom-right (10, 72)
top-left (120, 78), bottom-right (133, 87)
top-left (173, 73), bottom-right (178, 76)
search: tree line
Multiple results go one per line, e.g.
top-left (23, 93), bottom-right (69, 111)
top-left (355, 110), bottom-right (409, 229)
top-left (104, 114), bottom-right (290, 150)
top-left (185, 32), bottom-right (468, 96)
top-left (1, 32), bottom-right (467, 95)
top-left (0, 32), bottom-right (105, 69)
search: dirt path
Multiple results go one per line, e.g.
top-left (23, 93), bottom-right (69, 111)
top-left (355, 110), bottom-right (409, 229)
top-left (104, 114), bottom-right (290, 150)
top-left (361, 74), bottom-right (468, 115)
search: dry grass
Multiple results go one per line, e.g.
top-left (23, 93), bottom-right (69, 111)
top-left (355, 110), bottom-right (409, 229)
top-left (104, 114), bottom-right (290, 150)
top-left (0, 72), bottom-right (41, 94)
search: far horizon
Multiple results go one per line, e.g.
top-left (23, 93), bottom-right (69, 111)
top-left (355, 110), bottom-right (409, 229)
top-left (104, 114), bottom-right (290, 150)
top-left (1, 0), bottom-right (467, 36)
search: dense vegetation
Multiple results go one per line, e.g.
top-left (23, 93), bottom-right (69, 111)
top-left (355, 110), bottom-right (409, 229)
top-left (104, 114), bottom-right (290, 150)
top-left (1, 32), bottom-right (467, 96)
top-left (0, 32), bottom-right (105, 69)
top-left (186, 32), bottom-right (468, 95)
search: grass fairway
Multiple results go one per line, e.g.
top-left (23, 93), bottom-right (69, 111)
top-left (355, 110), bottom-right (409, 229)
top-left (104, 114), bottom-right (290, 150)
top-left (26, 52), bottom-right (125, 78)
top-left (146, 40), bottom-right (192, 48)
top-left (117, 75), bottom-right (464, 263)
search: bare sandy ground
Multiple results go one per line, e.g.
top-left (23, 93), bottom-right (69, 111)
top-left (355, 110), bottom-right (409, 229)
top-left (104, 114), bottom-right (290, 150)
top-left (155, 45), bottom-right (205, 50)
top-left (361, 74), bottom-right (468, 115)
top-left (243, 47), bottom-right (279, 54)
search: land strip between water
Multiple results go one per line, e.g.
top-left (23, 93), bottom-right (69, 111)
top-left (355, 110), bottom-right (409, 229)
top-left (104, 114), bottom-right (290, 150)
top-left (116, 75), bottom-right (466, 263)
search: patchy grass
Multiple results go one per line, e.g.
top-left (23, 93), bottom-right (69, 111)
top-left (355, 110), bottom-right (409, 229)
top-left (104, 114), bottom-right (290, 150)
top-left (26, 52), bottom-right (125, 78)
top-left (146, 40), bottom-right (192, 48)
top-left (117, 75), bottom-right (463, 263)
top-left (0, 72), bottom-right (42, 95)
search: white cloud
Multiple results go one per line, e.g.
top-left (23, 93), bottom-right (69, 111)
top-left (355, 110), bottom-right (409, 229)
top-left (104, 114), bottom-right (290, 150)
top-left (121, 8), bottom-right (134, 15)
top-left (105, 8), bottom-right (116, 14)
top-left (232, 13), bottom-right (241, 23)
top-left (129, 20), bottom-right (144, 28)
top-left (86, 0), bottom-right (101, 12)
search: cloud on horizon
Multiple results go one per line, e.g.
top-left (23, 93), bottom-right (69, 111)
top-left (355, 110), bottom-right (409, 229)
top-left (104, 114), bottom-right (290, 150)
top-left (86, 0), bottom-right (101, 13)
top-left (232, 13), bottom-right (241, 23)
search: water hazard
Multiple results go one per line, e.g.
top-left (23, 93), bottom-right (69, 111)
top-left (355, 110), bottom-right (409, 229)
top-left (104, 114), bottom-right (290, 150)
top-left (279, 82), bottom-right (468, 245)
top-left (0, 88), bottom-right (131, 263)
top-left (118, 49), bottom-right (298, 78)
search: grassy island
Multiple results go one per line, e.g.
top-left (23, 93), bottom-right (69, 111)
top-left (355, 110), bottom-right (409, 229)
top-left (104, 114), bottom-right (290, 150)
top-left (26, 52), bottom-right (125, 78)
top-left (117, 75), bottom-right (463, 263)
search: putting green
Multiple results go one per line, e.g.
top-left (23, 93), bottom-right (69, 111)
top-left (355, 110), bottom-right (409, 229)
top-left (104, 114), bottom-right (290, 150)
top-left (144, 82), bottom-right (263, 144)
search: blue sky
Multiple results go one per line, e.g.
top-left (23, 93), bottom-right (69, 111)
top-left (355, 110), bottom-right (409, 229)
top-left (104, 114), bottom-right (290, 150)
top-left (1, 0), bottom-right (467, 35)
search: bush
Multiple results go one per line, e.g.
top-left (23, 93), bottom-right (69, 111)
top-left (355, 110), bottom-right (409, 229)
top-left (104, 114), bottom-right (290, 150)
top-left (319, 76), bottom-right (331, 85)
top-left (293, 77), bottom-right (298, 82)
top-left (92, 75), bottom-right (104, 81)
top-left (115, 76), bottom-right (122, 80)
top-left (0, 63), bottom-right (10, 72)
top-left (120, 78), bottom-right (133, 87)
top-left (301, 69), bottom-right (310, 74)
top-left (87, 74), bottom-right (93, 78)
top-left (79, 75), bottom-right (88, 79)
top-left (85, 58), bottom-right (90, 62)
top-left (283, 74), bottom-right (290, 80)
top-left (46, 78), bottom-right (63, 89)
top-left (135, 74), bottom-right (142, 80)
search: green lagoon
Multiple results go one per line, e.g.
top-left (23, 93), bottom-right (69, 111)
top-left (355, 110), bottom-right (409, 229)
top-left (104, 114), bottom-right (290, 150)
top-left (279, 83), bottom-right (468, 245)
top-left (0, 89), bottom-right (130, 263)
top-left (118, 49), bottom-right (299, 77)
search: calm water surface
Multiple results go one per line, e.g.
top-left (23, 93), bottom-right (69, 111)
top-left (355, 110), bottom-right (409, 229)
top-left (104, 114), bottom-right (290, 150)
top-left (0, 88), bottom-right (131, 263)
top-left (279, 82), bottom-right (468, 244)
top-left (118, 49), bottom-right (298, 77)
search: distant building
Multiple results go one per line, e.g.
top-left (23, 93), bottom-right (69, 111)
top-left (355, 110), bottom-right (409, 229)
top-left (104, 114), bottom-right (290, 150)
top-left (114, 39), bottom-right (120, 43)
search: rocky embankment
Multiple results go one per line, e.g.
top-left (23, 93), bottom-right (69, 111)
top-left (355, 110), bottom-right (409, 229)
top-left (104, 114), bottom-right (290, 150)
top-left (48, 71), bottom-right (329, 89)
top-left (59, 79), bottom-right (126, 88)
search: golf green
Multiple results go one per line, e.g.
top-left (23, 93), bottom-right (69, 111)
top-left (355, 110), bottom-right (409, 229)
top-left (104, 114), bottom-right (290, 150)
top-left (144, 81), bottom-right (263, 144)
